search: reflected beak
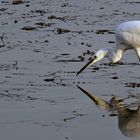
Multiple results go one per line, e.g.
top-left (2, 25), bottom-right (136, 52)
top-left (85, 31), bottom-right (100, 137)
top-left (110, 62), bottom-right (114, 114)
top-left (77, 85), bottom-right (96, 102)
top-left (76, 56), bottom-right (97, 76)
top-left (77, 85), bottom-right (110, 110)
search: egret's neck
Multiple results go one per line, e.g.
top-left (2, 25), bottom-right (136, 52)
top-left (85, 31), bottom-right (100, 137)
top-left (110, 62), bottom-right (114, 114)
top-left (107, 47), bottom-right (124, 63)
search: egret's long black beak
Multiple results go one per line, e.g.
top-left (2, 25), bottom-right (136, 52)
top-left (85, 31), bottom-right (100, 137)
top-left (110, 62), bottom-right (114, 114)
top-left (76, 56), bottom-right (97, 76)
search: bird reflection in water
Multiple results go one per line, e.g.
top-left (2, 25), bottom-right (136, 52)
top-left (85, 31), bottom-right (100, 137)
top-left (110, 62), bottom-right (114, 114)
top-left (77, 85), bottom-right (140, 138)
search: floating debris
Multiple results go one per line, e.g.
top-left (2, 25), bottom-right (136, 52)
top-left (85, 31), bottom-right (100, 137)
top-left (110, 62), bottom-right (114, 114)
top-left (100, 62), bottom-right (140, 66)
top-left (55, 59), bottom-right (83, 62)
top-left (48, 15), bottom-right (79, 22)
top-left (35, 22), bottom-right (54, 27)
top-left (77, 50), bottom-right (95, 62)
top-left (34, 10), bottom-right (46, 14)
top-left (21, 26), bottom-right (37, 31)
top-left (0, 33), bottom-right (6, 47)
top-left (125, 82), bottom-right (140, 88)
top-left (54, 28), bottom-right (71, 34)
top-left (63, 110), bottom-right (86, 122)
top-left (82, 50), bottom-right (95, 56)
top-left (111, 76), bottom-right (118, 79)
top-left (78, 56), bottom-right (85, 61)
top-left (108, 41), bottom-right (115, 44)
top-left (61, 53), bottom-right (70, 56)
top-left (0, 8), bottom-right (7, 12)
top-left (96, 29), bottom-right (115, 34)
top-left (53, 28), bottom-right (82, 35)
top-left (12, 0), bottom-right (24, 5)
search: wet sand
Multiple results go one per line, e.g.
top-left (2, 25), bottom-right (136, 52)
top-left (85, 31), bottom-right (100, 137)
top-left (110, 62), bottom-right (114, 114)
top-left (0, 0), bottom-right (140, 140)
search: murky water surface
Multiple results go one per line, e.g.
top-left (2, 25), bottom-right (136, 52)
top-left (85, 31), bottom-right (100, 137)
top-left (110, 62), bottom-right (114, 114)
top-left (0, 0), bottom-right (140, 140)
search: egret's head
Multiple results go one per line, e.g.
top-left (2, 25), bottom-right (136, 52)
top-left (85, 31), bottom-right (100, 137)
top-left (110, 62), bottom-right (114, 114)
top-left (76, 49), bottom-right (108, 76)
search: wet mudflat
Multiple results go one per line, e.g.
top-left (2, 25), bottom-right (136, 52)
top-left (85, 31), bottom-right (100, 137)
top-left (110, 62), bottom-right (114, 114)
top-left (0, 0), bottom-right (140, 140)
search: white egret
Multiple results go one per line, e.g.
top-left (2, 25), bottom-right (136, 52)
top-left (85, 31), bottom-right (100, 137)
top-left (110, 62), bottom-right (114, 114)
top-left (77, 21), bottom-right (140, 76)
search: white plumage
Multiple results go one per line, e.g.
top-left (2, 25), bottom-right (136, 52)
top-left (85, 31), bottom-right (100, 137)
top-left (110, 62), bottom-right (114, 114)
top-left (77, 21), bottom-right (140, 76)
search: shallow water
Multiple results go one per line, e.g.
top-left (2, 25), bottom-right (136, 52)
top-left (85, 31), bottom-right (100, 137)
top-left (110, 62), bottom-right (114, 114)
top-left (0, 0), bottom-right (140, 140)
